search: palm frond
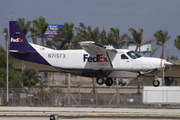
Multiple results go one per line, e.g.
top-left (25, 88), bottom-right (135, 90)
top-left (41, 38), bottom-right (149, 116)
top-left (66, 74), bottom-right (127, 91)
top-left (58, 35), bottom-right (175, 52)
top-left (126, 36), bottom-right (134, 41)
top-left (27, 32), bottom-right (41, 37)
top-left (156, 41), bottom-right (163, 46)
top-left (174, 35), bottom-right (180, 50)
top-left (141, 39), bottom-right (156, 46)
top-left (150, 46), bottom-right (160, 57)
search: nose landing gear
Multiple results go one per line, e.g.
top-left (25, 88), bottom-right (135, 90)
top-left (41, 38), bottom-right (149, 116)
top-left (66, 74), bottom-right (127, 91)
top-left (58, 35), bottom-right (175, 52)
top-left (153, 75), bottom-right (160, 87)
top-left (153, 79), bottom-right (160, 87)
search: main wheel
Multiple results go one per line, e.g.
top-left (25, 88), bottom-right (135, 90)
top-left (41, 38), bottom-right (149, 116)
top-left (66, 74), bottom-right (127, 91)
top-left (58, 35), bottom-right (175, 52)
top-left (96, 77), bottom-right (104, 85)
top-left (153, 80), bottom-right (160, 87)
top-left (105, 78), bottom-right (113, 86)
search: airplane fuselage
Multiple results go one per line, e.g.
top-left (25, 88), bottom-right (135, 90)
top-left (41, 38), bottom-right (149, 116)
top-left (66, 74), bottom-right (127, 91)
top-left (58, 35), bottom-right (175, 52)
top-left (27, 43), bottom-right (166, 78)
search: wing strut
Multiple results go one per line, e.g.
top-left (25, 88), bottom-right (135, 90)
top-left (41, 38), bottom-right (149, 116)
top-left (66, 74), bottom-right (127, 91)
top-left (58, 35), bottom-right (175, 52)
top-left (106, 52), bottom-right (113, 68)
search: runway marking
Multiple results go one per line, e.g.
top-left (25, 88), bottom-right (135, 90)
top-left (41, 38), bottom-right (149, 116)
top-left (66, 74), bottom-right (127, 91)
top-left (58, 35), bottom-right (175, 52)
top-left (84, 113), bottom-right (97, 116)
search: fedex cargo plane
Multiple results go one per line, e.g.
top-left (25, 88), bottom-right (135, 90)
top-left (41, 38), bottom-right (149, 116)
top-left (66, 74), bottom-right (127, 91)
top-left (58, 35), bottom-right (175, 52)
top-left (9, 21), bottom-right (172, 87)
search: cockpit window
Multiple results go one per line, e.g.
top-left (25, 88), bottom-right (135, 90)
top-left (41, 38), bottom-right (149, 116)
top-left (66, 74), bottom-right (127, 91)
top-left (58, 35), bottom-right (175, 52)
top-left (121, 54), bottom-right (128, 59)
top-left (127, 51), bottom-right (142, 59)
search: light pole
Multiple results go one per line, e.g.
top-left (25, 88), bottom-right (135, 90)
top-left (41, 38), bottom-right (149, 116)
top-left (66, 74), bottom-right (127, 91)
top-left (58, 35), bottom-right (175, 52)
top-left (4, 33), bottom-right (9, 105)
top-left (167, 46), bottom-right (169, 60)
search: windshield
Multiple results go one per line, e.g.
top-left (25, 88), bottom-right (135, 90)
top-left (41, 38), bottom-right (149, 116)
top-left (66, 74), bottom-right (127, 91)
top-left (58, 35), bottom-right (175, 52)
top-left (127, 51), bottom-right (142, 59)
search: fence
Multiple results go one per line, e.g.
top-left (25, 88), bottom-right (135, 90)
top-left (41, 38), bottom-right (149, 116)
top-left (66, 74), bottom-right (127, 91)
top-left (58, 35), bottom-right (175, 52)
top-left (0, 88), bottom-right (180, 108)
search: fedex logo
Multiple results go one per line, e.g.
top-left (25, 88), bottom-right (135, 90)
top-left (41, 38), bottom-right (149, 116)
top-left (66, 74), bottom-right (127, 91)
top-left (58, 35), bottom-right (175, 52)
top-left (83, 54), bottom-right (108, 62)
top-left (11, 38), bottom-right (23, 42)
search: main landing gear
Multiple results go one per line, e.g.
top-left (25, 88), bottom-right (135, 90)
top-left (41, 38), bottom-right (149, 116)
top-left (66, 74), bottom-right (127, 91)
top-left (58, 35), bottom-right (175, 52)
top-left (96, 77), bottom-right (113, 86)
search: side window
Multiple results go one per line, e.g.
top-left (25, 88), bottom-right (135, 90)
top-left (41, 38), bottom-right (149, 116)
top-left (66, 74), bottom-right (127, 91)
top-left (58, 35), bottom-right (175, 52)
top-left (121, 54), bottom-right (128, 59)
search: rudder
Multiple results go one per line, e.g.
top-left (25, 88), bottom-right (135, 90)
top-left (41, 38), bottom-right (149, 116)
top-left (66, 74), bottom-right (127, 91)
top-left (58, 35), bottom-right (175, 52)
top-left (9, 21), bottom-right (32, 51)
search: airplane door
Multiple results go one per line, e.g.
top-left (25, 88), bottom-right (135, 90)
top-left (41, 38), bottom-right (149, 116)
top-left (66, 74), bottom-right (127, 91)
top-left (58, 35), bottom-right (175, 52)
top-left (119, 54), bottom-right (133, 70)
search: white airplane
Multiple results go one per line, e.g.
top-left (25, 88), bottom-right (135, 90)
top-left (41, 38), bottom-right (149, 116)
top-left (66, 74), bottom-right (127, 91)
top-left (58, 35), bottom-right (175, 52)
top-left (9, 21), bottom-right (172, 87)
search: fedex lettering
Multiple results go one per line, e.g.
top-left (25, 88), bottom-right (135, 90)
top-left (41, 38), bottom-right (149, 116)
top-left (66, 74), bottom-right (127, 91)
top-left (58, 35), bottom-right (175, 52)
top-left (83, 54), bottom-right (108, 62)
top-left (11, 38), bottom-right (23, 42)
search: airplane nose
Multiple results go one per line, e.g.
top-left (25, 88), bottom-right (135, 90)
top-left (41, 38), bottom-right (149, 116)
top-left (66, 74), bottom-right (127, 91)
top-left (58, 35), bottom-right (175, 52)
top-left (164, 61), bottom-right (173, 66)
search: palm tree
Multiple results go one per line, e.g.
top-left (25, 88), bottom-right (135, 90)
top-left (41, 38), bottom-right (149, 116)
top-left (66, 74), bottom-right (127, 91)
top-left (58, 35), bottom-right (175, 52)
top-left (174, 35), bottom-right (180, 50)
top-left (125, 28), bottom-right (155, 54)
top-left (18, 18), bottom-right (31, 36)
top-left (74, 22), bottom-right (87, 40)
top-left (86, 26), bottom-right (107, 44)
top-left (18, 18), bottom-right (31, 73)
top-left (22, 68), bottom-right (39, 91)
top-left (107, 28), bottom-right (127, 48)
top-left (153, 30), bottom-right (171, 59)
top-left (29, 28), bottom-right (38, 44)
top-left (99, 29), bottom-right (107, 45)
top-left (28, 16), bottom-right (48, 46)
top-left (72, 22), bottom-right (88, 49)
top-left (125, 28), bottom-right (155, 94)
top-left (2, 28), bottom-right (9, 50)
top-left (87, 26), bottom-right (100, 43)
top-left (53, 22), bottom-right (74, 50)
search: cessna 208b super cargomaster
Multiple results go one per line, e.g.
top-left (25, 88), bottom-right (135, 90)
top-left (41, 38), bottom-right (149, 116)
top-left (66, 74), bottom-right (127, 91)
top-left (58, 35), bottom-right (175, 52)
top-left (9, 21), bottom-right (172, 87)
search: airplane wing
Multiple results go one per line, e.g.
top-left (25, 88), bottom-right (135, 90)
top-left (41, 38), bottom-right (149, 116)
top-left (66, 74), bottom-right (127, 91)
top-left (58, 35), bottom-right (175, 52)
top-left (79, 41), bottom-right (117, 68)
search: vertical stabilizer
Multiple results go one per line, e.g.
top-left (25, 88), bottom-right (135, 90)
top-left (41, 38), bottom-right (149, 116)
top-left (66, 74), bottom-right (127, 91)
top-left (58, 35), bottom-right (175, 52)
top-left (9, 21), bottom-right (32, 51)
top-left (9, 21), bottom-right (50, 65)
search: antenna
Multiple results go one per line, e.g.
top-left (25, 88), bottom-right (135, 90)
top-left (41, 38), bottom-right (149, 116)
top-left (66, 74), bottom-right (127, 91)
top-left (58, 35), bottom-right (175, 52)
top-left (11, 12), bottom-right (13, 21)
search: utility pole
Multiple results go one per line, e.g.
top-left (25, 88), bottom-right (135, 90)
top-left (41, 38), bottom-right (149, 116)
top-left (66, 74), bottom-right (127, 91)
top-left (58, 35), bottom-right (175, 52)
top-left (67, 73), bottom-right (71, 106)
top-left (11, 12), bottom-right (13, 21)
top-left (5, 33), bottom-right (9, 105)
top-left (116, 78), bottom-right (119, 106)
top-left (92, 78), bottom-right (96, 106)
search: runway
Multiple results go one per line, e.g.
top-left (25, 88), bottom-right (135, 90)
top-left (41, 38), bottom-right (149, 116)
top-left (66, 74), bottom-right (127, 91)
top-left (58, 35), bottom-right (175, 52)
top-left (0, 117), bottom-right (177, 120)
top-left (0, 107), bottom-right (180, 119)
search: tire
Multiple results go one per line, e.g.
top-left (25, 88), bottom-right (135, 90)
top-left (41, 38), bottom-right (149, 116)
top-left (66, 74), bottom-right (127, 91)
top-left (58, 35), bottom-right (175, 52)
top-left (105, 78), bottom-right (113, 86)
top-left (153, 80), bottom-right (160, 87)
top-left (96, 77), bottom-right (104, 85)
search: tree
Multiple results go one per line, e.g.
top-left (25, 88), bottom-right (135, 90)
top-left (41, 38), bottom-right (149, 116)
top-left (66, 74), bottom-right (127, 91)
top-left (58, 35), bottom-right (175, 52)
top-left (29, 16), bottom-right (48, 46)
top-left (99, 29), bottom-right (107, 45)
top-left (174, 35), bottom-right (180, 50)
top-left (45, 40), bottom-right (53, 49)
top-left (74, 22), bottom-right (87, 40)
top-left (18, 18), bottom-right (31, 73)
top-left (153, 30), bottom-right (171, 59)
top-left (0, 45), bottom-right (22, 88)
top-left (170, 55), bottom-right (179, 60)
top-left (22, 68), bottom-right (39, 91)
top-left (86, 26), bottom-right (108, 45)
top-left (53, 22), bottom-right (74, 50)
top-left (124, 28), bottom-right (155, 94)
top-left (2, 28), bottom-right (9, 50)
top-left (73, 22), bottom-right (88, 49)
top-left (125, 28), bottom-right (155, 54)
top-left (87, 26), bottom-right (101, 43)
top-left (107, 28), bottom-right (127, 48)
top-left (18, 18), bottom-right (31, 36)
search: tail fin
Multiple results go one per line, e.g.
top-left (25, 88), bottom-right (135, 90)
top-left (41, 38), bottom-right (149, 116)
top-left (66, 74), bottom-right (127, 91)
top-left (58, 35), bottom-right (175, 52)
top-left (9, 21), bottom-right (50, 65)
top-left (9, 21), bottom-right (33, 52)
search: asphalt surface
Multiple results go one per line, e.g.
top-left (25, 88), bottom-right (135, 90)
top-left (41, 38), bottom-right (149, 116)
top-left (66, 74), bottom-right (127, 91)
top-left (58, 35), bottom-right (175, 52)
top-left (0, 117), bottom-right (177, 120)
top-left (0, 107), bottom-right (180, 119)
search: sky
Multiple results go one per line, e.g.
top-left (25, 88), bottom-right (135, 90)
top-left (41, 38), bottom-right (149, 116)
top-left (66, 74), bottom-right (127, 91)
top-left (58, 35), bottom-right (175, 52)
top-left (0, 0), bottom-right (180, 59)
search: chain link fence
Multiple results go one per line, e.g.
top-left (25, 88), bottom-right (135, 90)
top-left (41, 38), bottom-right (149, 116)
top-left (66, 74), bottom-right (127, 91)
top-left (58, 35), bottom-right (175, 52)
top-left (0, 88), bottom-right (180, 108)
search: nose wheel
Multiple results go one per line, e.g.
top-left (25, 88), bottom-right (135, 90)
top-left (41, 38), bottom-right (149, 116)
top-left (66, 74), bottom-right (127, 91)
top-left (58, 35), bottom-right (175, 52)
top-left (153, 79), bottom-right (160, 87)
